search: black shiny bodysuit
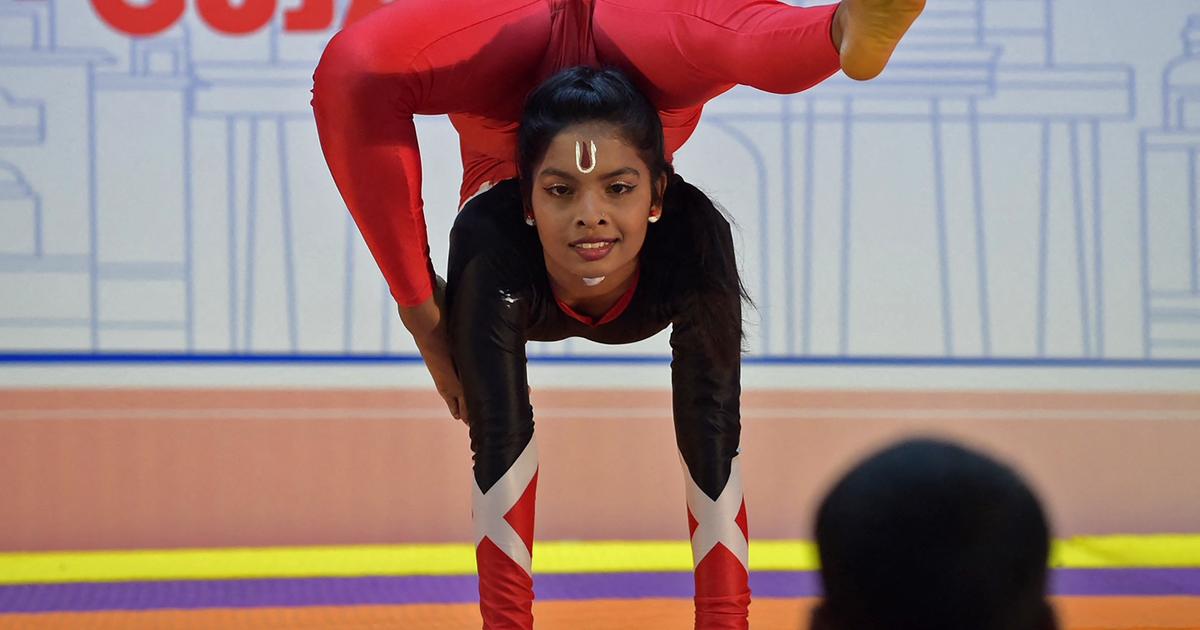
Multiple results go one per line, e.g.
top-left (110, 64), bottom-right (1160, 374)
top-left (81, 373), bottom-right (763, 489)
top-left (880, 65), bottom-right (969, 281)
top-left (446, 179), bottom-right (749, 629)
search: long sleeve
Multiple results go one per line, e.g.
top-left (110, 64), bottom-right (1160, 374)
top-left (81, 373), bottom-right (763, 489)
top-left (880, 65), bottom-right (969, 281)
top-left (311, 0), bottom-right (550, 307)
top-left (669, 281), bottom-right (749, 630)
top-left (444, 181), bottom-right (539, 491)
top-left (669, 294), bottom-right (743, 500)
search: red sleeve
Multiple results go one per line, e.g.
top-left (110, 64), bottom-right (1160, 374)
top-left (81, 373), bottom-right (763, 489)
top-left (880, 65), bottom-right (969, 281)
top-left (311, 0), bottom-right (547, 307)
top-left (312, 16), bottom-right (433, 307)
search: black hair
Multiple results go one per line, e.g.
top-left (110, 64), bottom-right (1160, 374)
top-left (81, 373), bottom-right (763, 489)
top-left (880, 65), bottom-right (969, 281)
top-left (813, 438), bottom-right (1055, 630)
top-left (518, 66), bottom-right (751, 361)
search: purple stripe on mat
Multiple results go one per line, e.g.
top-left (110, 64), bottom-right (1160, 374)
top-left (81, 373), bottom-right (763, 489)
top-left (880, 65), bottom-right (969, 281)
top-left (1051, 569), bottom-right (1200, 596)
top-left (0, 576), bottom-right (479, 613)
top-left (2, 569), bottom-right (1198, 614)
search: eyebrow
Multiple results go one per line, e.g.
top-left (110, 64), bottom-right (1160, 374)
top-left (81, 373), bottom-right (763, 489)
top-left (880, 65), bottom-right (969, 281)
top-left (539, 167), bottom-right (641, 180)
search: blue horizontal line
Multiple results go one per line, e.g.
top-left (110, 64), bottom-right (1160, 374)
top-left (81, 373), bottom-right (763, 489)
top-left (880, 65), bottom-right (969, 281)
top-left (98, 263), bottom-right (186, 281)
top-left (707, 112), bottom-right (1131, 124)
top-left (196, 79), bottom-right (311, 88)
top-left (94, 81), bottom-right (192, 92)
top-left (985, 28), bottom-right (1047, 35)
top-left (0, 254), bottom-right (88, 272)
top-left (1150, 311), bottom-right (1200, 320)
top-left (98, 321), bottom-right (186, 331)
top-left (978, 114), bottom-right (1133, 123)
top-left (195, 60), bottom-right (317, 70)
top-left (992, 82), bottom-right (1130, 91)
top-left (1151, 339), bottom-right (1200, 348)
top-left (191, 112), bottom-right (314, 121)
top-left (1, 353), bottom-right (1199, 368)
top-left (0, 320), bottom-right (185, 330)
top-left (0, 318), bottom-right (90, 328)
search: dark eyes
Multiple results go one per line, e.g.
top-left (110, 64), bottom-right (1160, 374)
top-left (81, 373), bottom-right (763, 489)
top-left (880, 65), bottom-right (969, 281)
top-left (543, 183), bottom-right (636, 197)
top-left (609, 183), bottom-right (635, 195)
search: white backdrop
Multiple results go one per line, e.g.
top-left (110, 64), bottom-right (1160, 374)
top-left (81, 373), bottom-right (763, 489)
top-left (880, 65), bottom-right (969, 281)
top-left (1, 0), bottom-right (1199, 379)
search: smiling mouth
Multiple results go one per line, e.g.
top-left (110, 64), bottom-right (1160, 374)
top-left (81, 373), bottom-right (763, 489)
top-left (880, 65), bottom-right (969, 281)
top-left (572, 240), bottom-right (616, 249)
top-left (571, 238), bottom-right (618, 261)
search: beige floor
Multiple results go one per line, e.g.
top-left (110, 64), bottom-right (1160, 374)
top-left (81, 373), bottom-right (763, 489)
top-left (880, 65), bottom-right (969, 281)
top-left (2, 388), bottom-right (1199, 550)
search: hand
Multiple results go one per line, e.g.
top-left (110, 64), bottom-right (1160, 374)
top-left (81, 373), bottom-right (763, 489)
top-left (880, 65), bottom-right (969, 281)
top-left (399, 280), bottom-right (468, 425)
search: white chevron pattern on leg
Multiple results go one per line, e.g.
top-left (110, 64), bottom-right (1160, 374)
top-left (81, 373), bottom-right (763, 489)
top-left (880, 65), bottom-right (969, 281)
top-left (473, 436), bottom-right (539, 576)
top-left (680, 452), bottom-right (748, 571)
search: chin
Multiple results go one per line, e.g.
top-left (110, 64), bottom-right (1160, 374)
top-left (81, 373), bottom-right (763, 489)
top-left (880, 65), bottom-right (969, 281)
top-left (574, 263), bottom-right (612, 278)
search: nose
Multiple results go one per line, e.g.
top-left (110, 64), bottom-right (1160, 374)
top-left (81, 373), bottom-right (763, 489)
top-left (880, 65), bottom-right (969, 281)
top-left (576, 190), bottom-right (609, 227)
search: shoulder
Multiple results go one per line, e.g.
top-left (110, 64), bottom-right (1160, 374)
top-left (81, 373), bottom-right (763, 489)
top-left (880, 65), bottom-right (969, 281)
top-left (449, 180), bottom-right (544, 286)
top-left (451, 180), bottom-right (526, 241)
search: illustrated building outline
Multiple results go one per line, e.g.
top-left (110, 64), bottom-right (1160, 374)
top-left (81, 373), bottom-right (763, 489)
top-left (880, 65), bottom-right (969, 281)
top-left (1142, 14), bottom-right (1200, 359)
top-left (1, 0), bottom-right (1192, 363)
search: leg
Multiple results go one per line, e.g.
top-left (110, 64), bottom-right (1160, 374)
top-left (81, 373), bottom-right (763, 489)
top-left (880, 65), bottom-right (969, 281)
top-left (472, 434), bottom-right (538, 630)
top-left (680, 450), bottom-right (750, 630)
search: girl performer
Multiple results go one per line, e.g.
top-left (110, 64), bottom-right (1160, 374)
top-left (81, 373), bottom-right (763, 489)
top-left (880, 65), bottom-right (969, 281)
top-left (312, 2), bottom-right (923, 628)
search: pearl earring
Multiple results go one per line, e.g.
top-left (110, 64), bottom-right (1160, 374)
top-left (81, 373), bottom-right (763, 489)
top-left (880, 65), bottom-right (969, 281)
top-left (648, 214), bottom-right (660, 224)
top-left (525, 215), bottom-right (535, 226)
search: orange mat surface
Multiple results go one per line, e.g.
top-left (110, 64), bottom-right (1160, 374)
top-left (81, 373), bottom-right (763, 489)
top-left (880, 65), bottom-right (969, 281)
top-left (3, 597), bottom-right (1200, 630)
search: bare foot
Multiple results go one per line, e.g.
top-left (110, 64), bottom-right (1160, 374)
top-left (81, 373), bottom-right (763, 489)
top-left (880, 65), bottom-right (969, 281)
top-left (835, 0), bottom-right (926, 81)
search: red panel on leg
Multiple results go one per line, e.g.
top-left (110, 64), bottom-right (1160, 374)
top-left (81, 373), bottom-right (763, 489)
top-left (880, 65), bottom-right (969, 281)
top-left (734, 499), bottom-right (748, 542)
top-left (687, 506), bottom-right (699, 538)
top-left (503, 471), bottom-right (538, 555)
top-left (476, 537), bottom-right (534, 630)
top-left (694, 543), bottom-right (750, 630)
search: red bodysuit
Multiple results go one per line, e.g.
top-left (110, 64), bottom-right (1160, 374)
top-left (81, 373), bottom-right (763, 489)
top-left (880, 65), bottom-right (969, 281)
top-left (312, 0), bottom-right (840, 308)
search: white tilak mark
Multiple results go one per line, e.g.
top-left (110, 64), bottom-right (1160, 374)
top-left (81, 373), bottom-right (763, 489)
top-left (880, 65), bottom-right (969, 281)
top-left (575, 140), bottom-right (597, 174)
top-left (582, 276), bottom-right (605, 287)
top-left (680, 452), bottom-right (748, 571)
top-left (473, 437), bottom-right (539, 576)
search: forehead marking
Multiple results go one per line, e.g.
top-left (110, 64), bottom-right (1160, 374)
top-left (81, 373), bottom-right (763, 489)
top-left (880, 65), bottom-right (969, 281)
top-left (575, 140), bottom-right (597, 174)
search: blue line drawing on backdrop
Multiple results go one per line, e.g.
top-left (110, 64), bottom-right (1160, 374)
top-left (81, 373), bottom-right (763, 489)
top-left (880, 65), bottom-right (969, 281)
top-left (0, 0), bottom-right (113, 351)
top-left (972, 0), bottom-right (1133, 362)
top-left (0, 161), bottom-right (43, 257)
top-left (1141, 15), bottom-right (1200, 360)
top-left (0, 0), bottom-right (1189, 364)
top-left (696, 0), bottom-right (1134, 360)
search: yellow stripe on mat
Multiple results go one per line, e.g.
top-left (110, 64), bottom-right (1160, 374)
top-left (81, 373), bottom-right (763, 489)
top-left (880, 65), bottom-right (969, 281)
top-left (1050, 534), bottom-right (1200, 568)
top-left (1, 535), bottom-right (1196, 585)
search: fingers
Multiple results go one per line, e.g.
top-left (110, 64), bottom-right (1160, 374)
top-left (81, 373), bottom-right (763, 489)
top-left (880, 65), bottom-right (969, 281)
top-left (456, 396), bottom-right (469, 424)
top-left (440, 391), bottom-right (468, 425)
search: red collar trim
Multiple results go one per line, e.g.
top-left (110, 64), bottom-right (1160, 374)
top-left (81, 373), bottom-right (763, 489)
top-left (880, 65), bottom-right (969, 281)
top-left (554, 269), bottom-right (640, 327)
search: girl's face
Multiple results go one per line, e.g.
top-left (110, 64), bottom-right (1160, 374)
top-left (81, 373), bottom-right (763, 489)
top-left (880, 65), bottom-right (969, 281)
top-left (529, 122), bottom-right (665, 295)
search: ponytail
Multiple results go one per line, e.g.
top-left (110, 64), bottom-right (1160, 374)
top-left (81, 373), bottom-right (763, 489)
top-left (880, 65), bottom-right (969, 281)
top-left (641, 172), bottom-right (753, 363)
